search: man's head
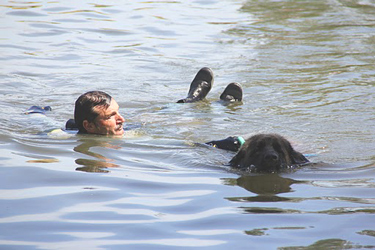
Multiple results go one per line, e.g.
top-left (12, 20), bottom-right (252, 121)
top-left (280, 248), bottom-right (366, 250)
top-left (74, 91), bottom-right (125, 136)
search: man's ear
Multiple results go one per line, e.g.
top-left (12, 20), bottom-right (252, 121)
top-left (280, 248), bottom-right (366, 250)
top-left (83, 120), bottom-right (96, 133)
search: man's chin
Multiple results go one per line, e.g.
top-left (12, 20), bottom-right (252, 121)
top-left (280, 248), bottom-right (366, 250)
top-left (113, 127), bottom-right (124, 136)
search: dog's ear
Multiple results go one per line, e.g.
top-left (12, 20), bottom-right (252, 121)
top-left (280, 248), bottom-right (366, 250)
top-left (229, 149), bottom-right (246, 168)
top-left (291, 150), bottom-right (309, 164)
top-left (279, 136), bottom-right (308, 165)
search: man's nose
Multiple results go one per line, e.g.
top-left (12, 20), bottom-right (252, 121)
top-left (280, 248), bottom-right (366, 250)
top-left (117, 113), bottom-right (125, 123)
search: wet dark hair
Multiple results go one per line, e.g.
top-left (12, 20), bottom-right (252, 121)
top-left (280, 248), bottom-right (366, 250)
top-left (74, 91), bottom-right (112, 133)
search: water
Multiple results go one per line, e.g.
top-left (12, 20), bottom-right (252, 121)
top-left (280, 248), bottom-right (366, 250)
top-left (1, 0), bottom-right (375, 249)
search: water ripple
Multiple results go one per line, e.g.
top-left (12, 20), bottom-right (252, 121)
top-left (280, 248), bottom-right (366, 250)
top-left (6, 10), bottom-right (46, 16)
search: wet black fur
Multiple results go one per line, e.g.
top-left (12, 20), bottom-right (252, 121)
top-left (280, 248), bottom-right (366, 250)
top-left (229, 134), bottom-right (309, 173)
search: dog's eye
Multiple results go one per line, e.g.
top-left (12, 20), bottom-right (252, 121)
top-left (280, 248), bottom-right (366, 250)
top-left (256, 142), bottom-right (264, 149)
top-left (273, 142), bottom-right (281, 151)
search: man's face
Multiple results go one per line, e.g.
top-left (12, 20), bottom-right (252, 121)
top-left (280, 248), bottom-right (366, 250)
top-left (84, 99), bottom-right (125, 136)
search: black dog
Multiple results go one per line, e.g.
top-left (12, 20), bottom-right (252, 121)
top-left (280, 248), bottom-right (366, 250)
top-left (229, 134), bottom-right (309, 173)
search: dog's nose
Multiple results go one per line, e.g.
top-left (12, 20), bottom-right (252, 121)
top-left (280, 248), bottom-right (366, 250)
top-left (264, 153), bottom-right (279, 162)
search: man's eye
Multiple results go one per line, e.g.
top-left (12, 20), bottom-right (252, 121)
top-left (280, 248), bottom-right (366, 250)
top-left (106, 113), bottom-right (117, 119)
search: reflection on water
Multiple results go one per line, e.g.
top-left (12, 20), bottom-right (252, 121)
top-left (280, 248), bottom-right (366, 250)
top-left (224, 174), bottom-right (298, 195)
top-left (283, 238), bottom-right (375, 250)
top-left (74, 137), bottom-right (121, 173)
top-left (1, 0), bottom-right (375, 249)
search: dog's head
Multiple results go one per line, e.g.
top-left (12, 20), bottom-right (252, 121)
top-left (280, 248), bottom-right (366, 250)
top-left (229, 134), bottom-right (309, 172)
